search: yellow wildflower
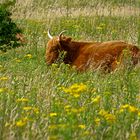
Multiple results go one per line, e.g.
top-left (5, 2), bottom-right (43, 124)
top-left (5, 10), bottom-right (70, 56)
top-left (71, 107), bottom-right (85, 113)
top-left (33, 107), bottom-right (39, 114)
top-left (95, 118), bottom-right (100, 126)
top-left (91, 88), bottom-right (96, 93)
top-left (48, 135), bottom-right (58, 140)
top-left (61, 87), bottom-right (71, 94)
top-left (23, 106), bottom-right (32, 111)
top-left (64, 105), bottom-right (71, 109)
top-left (52, 64), bottom-right (58, 67)
top-left (50, 113), bottom-right (57, 117)
top-left (138, 112), bottom-right (140, 117)
top-left (99, 109), bottom-right (108, 116)
top-left (24, 54), bottom-right (32, 59)
top-left (16, 98), bottom-right (29, 102)
top-left (48, 125), bottom-right (57, 130)
top-left (61, 83), bottom-right (87, 98)
top-left (119, 108), bottom-right (124, 113)
top-left (23, 106), bottom-right (39, 114)
top-left (71, 83), bottom-right (87, 91)
top-left (83, 130), bottom-right (90, 135)
top-left (16, 119), bottom-right (27, 127)
top-left (91, 95), bottom-right (101, 104)
top-left (62, 83), bottom-right (87, 93)
top-left (77, 107), bottom-right (85, 112)
top-left (71, 108), bottom-right (79, 113)
top-left (23, 117), bottom-right (28, 122)
top-left (104, 114), bottom-right (116, 123)
top-left (104, 91), bottom-right (112, 95)
top-left (15, 58), bottom-right (22, 63)
top-left (120, 104), bottom-right (139, 114)
top-left (121, 104), bottom-right (129, 109)
top-left (99, 109), bottom-right (116, 123)
top-left (119, 104), bottom-right (129, 113)
top-left (73, 93), bottom-right (80, 98)
top-left (49, 124), bottom-right (66, 130)
top-left (78, 124), bottom-right (86, 129)
top-left (0, 88), bottom-right (5, 93)
top-left (0, 77), bottom-right (8, 81)
top-left (64, 105), bottom-right (71, 112)
top-left (128, 106), bottom-right (138, 113)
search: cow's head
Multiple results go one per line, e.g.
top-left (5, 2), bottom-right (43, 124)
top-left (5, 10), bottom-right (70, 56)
top-left (46, 29), bottom-right (72, 65)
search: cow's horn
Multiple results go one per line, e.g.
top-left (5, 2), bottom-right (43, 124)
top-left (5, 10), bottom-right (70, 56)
top-left (59, 30), bottom-right (66, 40)
top-left (48, 29), bottom-right (53, 39)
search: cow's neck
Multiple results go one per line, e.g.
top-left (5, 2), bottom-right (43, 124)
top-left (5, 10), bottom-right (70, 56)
top-left (62, 41), bottom-right (91, 64)
top-left (61, 42), bottom-right (76, 64)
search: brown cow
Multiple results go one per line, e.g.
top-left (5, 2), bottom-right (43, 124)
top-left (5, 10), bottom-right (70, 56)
top-left (46, 30), bottom-right (140, 72)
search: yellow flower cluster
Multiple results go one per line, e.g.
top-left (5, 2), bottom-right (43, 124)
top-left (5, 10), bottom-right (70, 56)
top-left (99, 109), bottom-right (116, 123)
top-left (14, 54), bottom-right (32, 63)
top-left (23, 106), bottom-right (39, 114)
top-left (16, 98), bottom-right (29, 102)
top-left (61, 83), bottom-right (87, 98)
top-left (119, 104), bottom-right (139, 114)
top-left (16, 117), bottom-right (29, 127)
top-left (71, 107), bottom-right (85, 113)
top-left (64, 105), bottom-right (85, 113)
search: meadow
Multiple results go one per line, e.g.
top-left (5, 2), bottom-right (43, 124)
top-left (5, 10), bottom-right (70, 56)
top-left (0, 0), bottom-right (140, 140)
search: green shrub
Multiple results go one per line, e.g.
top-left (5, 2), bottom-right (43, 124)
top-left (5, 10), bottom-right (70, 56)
top-left (0, 1), bottom-right (22, 52)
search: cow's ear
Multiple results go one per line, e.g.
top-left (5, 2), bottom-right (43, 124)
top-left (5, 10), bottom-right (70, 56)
top-left (66, 37), bottom-right (72, 43)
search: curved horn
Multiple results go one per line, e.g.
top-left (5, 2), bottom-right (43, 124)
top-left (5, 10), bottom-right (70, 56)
top-left (59, 30), bottom-right (66, 41)
top-left (48, 29), bottom-right (53, 39)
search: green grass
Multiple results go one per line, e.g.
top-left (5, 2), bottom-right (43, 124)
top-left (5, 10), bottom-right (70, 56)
top-left (0, 47), bottom-right (140, 140)
top-left (0, 0), bottom-right (140, 140)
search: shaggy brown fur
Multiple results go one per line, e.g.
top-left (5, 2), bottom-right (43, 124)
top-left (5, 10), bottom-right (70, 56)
top-left (46, 32), bottom-right (140, 72)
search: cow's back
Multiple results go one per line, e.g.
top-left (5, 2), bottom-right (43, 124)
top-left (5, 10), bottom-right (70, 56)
top-left (72, 41), bottom-right (139, 71)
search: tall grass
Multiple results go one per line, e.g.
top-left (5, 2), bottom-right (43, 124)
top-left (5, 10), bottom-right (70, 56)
top-left (0, 0), bottom-right (140, 139)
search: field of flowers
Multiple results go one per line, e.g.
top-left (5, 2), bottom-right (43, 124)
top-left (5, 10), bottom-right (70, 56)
top-left (0, 0), bottom-right (140, 140)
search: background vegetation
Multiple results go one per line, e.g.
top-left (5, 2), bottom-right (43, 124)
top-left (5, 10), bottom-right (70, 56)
top-left (0, 0), bottom-right (140, 140)
top-left (0, 1), bottom-right (22, 52)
